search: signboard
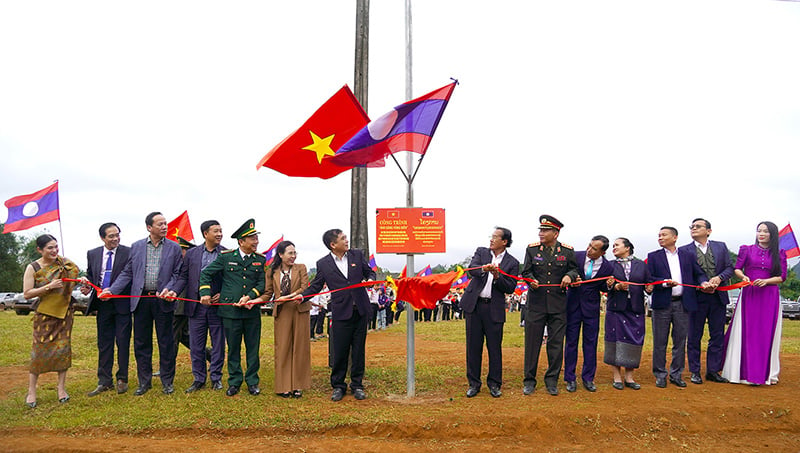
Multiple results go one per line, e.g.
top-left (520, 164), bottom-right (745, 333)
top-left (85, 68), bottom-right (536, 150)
top-left (376, 208), bottom-right (446, 254)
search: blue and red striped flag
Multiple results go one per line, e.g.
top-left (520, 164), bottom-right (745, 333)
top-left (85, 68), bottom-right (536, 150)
top-left (261, 235), bottom-right (284, 266)
top-left (416, 265), bottom-right (433, 277)
top-left (3, 182), bottom-right (60, 234)
top-left (369, 254), bottom-right (377, 272)
top-left (779, 223), bottom-right (799, 259)
top-left (330, 81), bottom-right (457, 167)
top-left (451, 274), bottom-right (469, 288)
top-left (515, 282), bottom-right (529, 295)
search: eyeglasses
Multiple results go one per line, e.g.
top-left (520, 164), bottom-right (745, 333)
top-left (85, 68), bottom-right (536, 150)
top-left (689, 224), bottom-right (706, 230)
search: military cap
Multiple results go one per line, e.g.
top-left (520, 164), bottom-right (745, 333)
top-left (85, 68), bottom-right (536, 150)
top-left (231, 218), bottom-right (259, 239)
top-left (538, 214), bottom-right (564, 231)
top-left (177, 236), bottom-right (196, 249)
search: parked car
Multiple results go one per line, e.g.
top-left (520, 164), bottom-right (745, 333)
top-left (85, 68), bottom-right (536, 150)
top-left (725, 289), bottom-right (741, 324)
top-left (781, 298), bottom-right (800, 320)
top-left (0, 292), bottom-right (17, 310)
top-left (12, 288), bottom-right (91, 316)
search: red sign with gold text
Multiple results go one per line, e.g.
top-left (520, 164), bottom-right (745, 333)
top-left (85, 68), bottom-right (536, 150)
top-left (376, 208), bottom-right (446, 254)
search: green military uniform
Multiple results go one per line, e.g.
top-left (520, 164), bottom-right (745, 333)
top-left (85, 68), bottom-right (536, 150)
top-left (199, 220), bottom-right (265, 391)
top-left (521, 215), bottom-right (579, 393)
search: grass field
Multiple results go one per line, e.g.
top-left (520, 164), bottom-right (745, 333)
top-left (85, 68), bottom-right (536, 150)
top-left (1, 308), bottom-right (799, 433)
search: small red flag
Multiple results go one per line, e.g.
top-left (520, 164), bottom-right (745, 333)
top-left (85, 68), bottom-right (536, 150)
top-left (257, 86), bottom-right (371, 179)
top-left (167, 211), bottom-right (193, 243)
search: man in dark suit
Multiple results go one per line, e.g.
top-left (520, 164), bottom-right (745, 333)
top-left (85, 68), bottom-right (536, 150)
top-left (199, 219), bottom-right (265, 397)
top-left (102, 212), bottom-right (183, 396)
top-left (564, 235), bottom-right (614, 393)
top-left (522, 215), bottom-right (579, 396)
top-left (679, 218), bottom-right (734, 385)
top-left (82, 222), bottom-right (132, 396)
top-left (646, 226), bottom-right (708, 388)
top-left (301, 229), bottom-right (375, 402)
top-left (460, 227), bottom-right (519, 398)
top-left (167, 220), bottom-right (226, 393)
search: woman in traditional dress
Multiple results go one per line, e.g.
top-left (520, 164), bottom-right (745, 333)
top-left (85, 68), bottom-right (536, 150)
top-left (259, 240), bottom-right (310, 398)
top-left (722, 221), bottom-right (787, 385)
top-left (22, 234), bottom-right (80, 407)
top-left (604, 238), bottom-right (653, 390)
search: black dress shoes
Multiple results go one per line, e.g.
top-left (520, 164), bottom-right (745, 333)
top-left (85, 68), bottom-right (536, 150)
top-left (546, 385), bottom-right (559, 396)
top-left (226, 386), bottom-right (240, 397)
top-left (612, 381), bottom-right (624, 390)
top-left (117, 380), bottom-right (128, 394)
top-left (466, 386), bottom-right (480, 398)
top-left (655, 377), bottom-right (667, 388)
top-left (88, 384), bottom-right (113, 397)
top-left (292, 390), bottom-right (303, 398)
top-left (247, 385), bottom-right (260, 396)
top-left (185, 381), bottom-right (205, 393)
top-left (582, 380), bottom-right (597, 392)
top-left (353, 388), bottom-right (367, 400)
top-left (162, 384), bottom-right (175, 395)
top-left (706, 372), bottom-right (730, 383)
top-left (134, 385), bottom-right (151, 396)
top-left (691, 373), bottom-right (703, 385)
top-left (331, 388), bottom-right (345, 401)
top-left (624, 381), bottom-right (641, 390)
top-left (523, 383), bottom-right (536, 395)
top-left (211, 380), bottom-right (223, 391)
top-left (669, 376), bottom-right (687, 387)
top-left (489, 386), bottom-right (502, 398)
top-left (565, 381), bottom-right (577, 393)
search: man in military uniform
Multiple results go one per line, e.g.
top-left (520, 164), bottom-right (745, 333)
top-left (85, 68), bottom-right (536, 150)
top-left (522, 215), bottom-right (579, 396)
top-left (199, 219), bottom-right (265, 397)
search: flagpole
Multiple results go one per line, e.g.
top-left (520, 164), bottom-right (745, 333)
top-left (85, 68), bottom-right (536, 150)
top-left (54, 180), bottom-right (65, 256)
top-left (404, 0), bottom-right (416, 398)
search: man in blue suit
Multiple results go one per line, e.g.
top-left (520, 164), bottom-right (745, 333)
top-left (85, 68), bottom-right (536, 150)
top-left (102, 212), bottom-right (183, 396)
top-left (460, 227), bottom-right (519, 398)
top-left (679, 218), bottom-right (734, 385)
top-left (564, 235), bottom-right (614, 393)
top-left (301, 229), bottom-right (375, 402)
top-left (646, 226), bottom-right (708, 388)
top-left (83, 222), bottom-right (132, 396)
top-left (167, 220), bottom-right (226, 393)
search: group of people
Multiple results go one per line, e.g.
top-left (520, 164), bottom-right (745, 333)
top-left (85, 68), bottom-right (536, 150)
top-left (22, 213), bottom-right (377, 406)
top-left (20, 211), bottom-right (788, 407)
top-left (461, 215), bottom-right (788, 399)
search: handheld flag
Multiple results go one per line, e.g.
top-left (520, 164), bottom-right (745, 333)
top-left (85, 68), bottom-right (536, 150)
top-left (257, 86), bottom-right (372, 179)
top-left (416, 265), bottom-right (432, 277)
top-left (167, 211), bottom-right (193, 244)
top-left (261, 235), bottom-right (284, 266)
top-left (3, 182), bottom-right (60, 234)
top-left (330, 81), bottom-right (457, 167)
top-left (779, 223), bottom-right (800, 259)
top-left (369, 254), bottom-right (377, 272)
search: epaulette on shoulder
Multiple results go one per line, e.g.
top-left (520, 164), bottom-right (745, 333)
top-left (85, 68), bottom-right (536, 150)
top-left (221, 249), bottom-right (235, 254)
top-left (528, 242), bottom-right (540, 247)
top-left (561, 243), bottom-right (573, 249)
top-left (253, 252), bottom-right (265, 258)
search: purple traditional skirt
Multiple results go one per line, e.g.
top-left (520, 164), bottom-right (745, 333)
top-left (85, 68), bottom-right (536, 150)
top-left (604, 309), bottom-right (645, 369)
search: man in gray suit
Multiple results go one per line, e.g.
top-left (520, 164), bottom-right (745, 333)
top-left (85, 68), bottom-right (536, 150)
top-left (102, 212), bottom-right (183, 396)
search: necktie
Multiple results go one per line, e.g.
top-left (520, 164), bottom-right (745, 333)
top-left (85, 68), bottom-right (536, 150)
top-left (101, 251), bottom-right (113, 288)
top-left (280, 270), bottom-right (291, 296)
top-left (587, 260), bottom-right (594, 279)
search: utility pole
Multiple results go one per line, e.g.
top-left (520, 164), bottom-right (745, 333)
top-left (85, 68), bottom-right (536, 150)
top-left (351, 0), bottom-right (370, 255)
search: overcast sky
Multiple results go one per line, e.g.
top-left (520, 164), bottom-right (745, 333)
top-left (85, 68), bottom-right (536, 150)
top-left (2, 0), bottom-right (799, 273)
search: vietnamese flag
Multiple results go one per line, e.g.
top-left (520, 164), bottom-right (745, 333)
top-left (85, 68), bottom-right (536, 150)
top-left (257, 85), bottom-right (372, 179)
top-left (167, 211), bottom-right (193, 244)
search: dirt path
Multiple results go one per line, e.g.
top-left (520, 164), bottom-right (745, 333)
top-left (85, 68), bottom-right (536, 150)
top-left (2, 325), bottom-right (799, 452)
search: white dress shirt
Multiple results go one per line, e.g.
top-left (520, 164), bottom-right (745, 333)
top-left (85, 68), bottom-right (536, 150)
top-left (479, 250), bottom-right (506, 298)
top-left (664, 248), bottom-right (683, 297)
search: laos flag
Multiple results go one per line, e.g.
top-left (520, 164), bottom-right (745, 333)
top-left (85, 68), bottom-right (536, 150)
top-left (779, 223), bottom-right (799, 259)
top-left (330, 81), bottom-right (457, 167)
top-left (3, 182), bottom-right (60, 234)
